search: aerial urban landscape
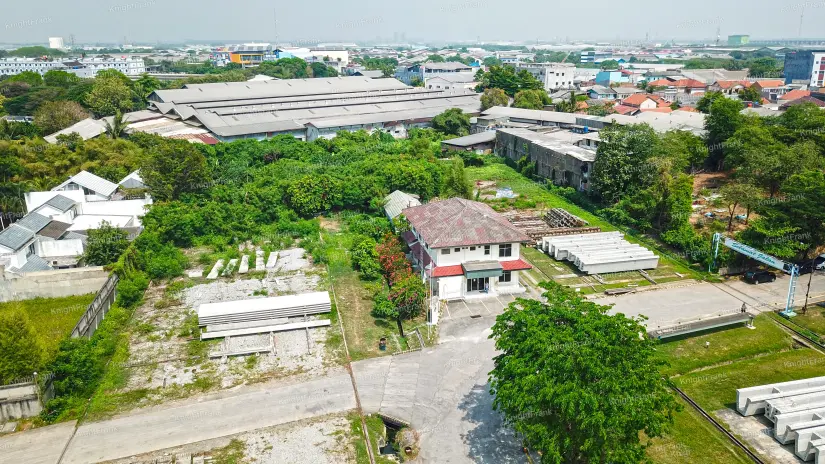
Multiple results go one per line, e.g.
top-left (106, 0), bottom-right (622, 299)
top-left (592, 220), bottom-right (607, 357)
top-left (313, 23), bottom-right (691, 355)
top-left (2, 1), bottom-right (825, 463)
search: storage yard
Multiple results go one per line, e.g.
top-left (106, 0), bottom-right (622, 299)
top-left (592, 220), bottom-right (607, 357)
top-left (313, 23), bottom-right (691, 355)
top-left (541, 231), bottom-right (659, 274)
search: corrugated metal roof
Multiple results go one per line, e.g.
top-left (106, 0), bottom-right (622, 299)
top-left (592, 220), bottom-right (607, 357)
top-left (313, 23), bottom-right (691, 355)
top-left (403, 198), bottom-right (531, 248)
top-left (0, 224), bottom-right (35, 251)
top-left (15, 212), bottom-right (50, 233)
top-left (44, 118), bottom-right (106, 143)
top-left (481, 107), bottom-right (578, 125)
top-left (153, 76), bottom-right (409, 105)
top-left (383, 190), bottom-right (421, 220)
top-left (55, 171), bottom-right (118, 197)
top-left (441, 131), bottom-right (496, 148)
top-left (497, 128), bottom-right (597, 162)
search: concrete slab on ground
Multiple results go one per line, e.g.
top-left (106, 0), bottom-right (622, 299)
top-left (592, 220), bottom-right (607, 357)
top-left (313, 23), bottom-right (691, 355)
top-left (238, 255), bottom-right (249, 274)
top-left (265, 251), bottom-right (277, 269)
top-left (716, 408), bottom-right (803, 463)
top-left (0, 420), bottom-right (77, 464)
top-left (255, 248), bottom-right (265, 271)
top-left (600, 282), bottom-right (743, 330)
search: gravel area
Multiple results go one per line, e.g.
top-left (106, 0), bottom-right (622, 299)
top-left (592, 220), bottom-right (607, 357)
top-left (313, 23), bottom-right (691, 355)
top-left (114, 248), bottom-right (334, 410)
top-left (103, 413), bottom-right (356, 464)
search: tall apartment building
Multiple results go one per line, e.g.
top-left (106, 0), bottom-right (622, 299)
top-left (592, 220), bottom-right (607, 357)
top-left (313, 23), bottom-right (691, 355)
top-left (783, 50), bottom-right (825, 87)
top-left (515, 63), bottom-right (575, 90)
top-left (0, 57), bottom-right (146, 77)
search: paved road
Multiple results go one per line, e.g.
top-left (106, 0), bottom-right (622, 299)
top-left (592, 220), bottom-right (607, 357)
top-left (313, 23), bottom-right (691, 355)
top-left (0, 421), bottom-right (75, 464)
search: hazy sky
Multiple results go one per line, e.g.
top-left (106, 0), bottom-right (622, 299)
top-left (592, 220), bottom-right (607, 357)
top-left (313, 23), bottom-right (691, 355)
top-left (3, 0), bottom-right (825, 45)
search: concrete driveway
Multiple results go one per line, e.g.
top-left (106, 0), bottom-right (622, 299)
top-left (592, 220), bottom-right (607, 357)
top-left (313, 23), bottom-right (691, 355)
top-left (355, 313), bottom-right (526, 463)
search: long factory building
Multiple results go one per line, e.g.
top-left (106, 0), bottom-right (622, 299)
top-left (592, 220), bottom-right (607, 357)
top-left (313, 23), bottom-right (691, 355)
top-left (146, 76), bottom-right (482, 142)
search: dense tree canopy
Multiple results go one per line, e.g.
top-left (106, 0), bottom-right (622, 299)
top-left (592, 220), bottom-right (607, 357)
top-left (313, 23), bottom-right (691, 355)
top-left (490, 282), bottom-right (679, 463)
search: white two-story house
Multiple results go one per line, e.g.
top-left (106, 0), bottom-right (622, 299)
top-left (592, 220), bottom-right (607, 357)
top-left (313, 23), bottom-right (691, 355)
top-left (402, 198), bottom-right (532, 308)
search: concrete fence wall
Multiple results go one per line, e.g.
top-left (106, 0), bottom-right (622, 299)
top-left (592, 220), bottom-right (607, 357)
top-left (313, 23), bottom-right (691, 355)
top-left (0, 267), bottom-right (109, 302)
top-left (0, 375), bottom-right (54, 422)
top-left (71, 273), bottom-right (119, 338)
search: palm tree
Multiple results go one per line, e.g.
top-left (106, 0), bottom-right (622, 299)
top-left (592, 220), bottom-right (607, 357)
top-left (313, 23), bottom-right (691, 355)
top-left (104, 111), bottom-right (127, 139)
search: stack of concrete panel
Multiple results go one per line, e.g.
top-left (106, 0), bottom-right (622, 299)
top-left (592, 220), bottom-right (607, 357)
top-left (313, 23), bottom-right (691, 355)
top-left (198, 291), bottom-right (331, 327)
top-left (541, 231), bottom-right (658, 274)
top-left (737, 376), bottom-right (825, 462)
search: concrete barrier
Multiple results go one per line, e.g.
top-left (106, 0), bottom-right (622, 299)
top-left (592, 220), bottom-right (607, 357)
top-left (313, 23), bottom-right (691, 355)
top-left (737, 376), bottom-right (825, 416)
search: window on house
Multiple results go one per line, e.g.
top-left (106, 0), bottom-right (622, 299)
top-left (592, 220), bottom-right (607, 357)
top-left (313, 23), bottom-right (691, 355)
top-left (454, 248), bottom-right (460, 252)
top-left (484, 245), bottom-right (490, 255)
top-left (499, 244), bottom-right (512, 258)
top-left (499, 271), bottom-right (512, 283)
top-left (441, 248), bottom-right (450, 255)
top-left (469, 246), bottom-right (476, 251)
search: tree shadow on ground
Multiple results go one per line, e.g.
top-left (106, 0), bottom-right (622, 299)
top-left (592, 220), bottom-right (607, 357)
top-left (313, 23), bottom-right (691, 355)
top-left (457, 381), bottom-right (524, 463)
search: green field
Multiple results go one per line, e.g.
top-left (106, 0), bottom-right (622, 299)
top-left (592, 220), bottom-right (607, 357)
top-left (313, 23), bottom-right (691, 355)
top-left (675, 348), bottom-right (825, 412)
top-left (654, 314), bottom-right (794, 377)
top-left (646, 397), bottom-right (751, 464)
top-left (786, 307), bottom-right (825, 337)
top-left (0, 294), bottom-right (95, 360)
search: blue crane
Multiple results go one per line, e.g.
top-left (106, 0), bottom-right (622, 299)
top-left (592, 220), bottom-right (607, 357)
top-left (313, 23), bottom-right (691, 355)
top-left (711, 233), bottom-right (799, 318)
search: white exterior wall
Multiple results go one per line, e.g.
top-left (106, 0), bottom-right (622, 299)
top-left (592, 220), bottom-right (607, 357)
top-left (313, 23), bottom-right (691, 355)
top-left (438, 275), bottom-right (464, 300)
top-left (0, 57), bottom-right (145, 76)
top-left (35, 239), bottom-right (84, 259)
top-left (0, 245), bottom-right (31, 270)
top-left (433, 242), bottom-right (521, 266)
top-left (25, 190), bottom-right (85, 213)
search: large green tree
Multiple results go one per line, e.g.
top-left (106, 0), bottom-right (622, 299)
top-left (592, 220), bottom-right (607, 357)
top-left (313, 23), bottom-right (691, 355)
top-left (704, 96), bottom-right (744, 169)
top-left (141, 140), bottom-right (211, 201)
top-left (489, 282), bottom-right (679, 463)
top-left (33, 100), bottom-right (88, 135)
top-left (512, 89), bottom-right (549, 110)
top-left (431, 108), bottom-right (470, 136)
top-left (590, 123), bottom-right (659, 204)
top-left (85, 74), bottom-right (134, 117)
top-left (480, 88), bottom-right (508, 111)
top-left (0, 308), bottom-right (43, 384)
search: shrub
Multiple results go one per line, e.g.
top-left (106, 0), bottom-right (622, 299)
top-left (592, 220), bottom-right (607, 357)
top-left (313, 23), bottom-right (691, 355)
top-left (116, 273), bottom-right (149, 309)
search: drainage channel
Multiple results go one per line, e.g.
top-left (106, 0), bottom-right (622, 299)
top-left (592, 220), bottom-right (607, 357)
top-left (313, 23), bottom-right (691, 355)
top-left (671, 385), bottom-right (765, 464)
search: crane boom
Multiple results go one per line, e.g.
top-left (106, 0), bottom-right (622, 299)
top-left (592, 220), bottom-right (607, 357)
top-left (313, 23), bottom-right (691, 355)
top-left (711, 233), bottom-right (798, 316)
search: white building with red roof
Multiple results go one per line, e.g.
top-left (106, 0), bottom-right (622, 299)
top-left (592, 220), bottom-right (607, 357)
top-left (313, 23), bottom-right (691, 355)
top-left (401, 198), bottom-right (532, 307)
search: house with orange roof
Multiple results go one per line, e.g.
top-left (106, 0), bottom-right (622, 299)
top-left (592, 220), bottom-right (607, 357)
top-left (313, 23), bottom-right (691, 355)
top-left (709, 80), bottom-right (753, 95)
top-left (779, 89), bottom-right (811, 102)
top-left (752, 80), bottom-right (790, 102)
top-left (648, 78), bottom-right (707, 94)
top-left (621, 93), bottom-right (671, 111)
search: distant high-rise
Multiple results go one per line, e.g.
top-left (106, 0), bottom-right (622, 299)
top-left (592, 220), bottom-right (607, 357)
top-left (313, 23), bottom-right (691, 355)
top-left (48, 37), bottom-right (65, 49)
top-left (727, 35), bottom-right (750, 46)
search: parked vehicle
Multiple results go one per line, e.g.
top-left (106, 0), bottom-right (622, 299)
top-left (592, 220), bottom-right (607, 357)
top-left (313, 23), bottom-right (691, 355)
top-left (744, 270), bottom-right (777, 284)
top-left (796, 255), bottom-right (825, 275)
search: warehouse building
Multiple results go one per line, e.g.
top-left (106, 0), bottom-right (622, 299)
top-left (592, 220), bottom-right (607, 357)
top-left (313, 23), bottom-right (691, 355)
top-left (147, 76), bottom-right (481, 141)
top-left (496, 128), bottom-right (596, 191)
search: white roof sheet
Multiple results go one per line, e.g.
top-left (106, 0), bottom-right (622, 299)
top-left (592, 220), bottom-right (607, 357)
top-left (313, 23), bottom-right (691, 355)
top-left (54, 170), bottom-right (119, 197)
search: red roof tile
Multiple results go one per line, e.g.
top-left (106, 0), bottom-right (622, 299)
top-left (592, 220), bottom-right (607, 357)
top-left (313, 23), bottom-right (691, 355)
top-left (713, 80), bottom-right (752, 89)
top-left (501, 259), bottom-right (532, 271)
top-left (780, 89), bottom-right (811, 101)
top-left (753, 79), bottom-right (786, 89)
top-left (403, 198), bottom-right (531, 248)
top-left (622, 93), bottom-right (669, 108)
top-left (612, 104), bottom-right (637, 115)
top-left (428, 265), bottom-right (464, 277)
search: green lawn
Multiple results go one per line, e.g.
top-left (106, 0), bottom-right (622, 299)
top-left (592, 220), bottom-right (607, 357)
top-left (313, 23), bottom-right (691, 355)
top-left (0, 294), bottom-right (95, 361)
top-left (786, 307), bottom-right (825, 337)
top-left (654, 314), bottom-right (794, 377)
top-left (646, 397), bottom-right (751, 464)
top-left (675, 348), bottom-right (825, 412)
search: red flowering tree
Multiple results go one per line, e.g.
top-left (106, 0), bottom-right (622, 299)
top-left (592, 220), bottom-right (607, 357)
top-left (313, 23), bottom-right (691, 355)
top-left (376, 234), bottom-right (411, 284)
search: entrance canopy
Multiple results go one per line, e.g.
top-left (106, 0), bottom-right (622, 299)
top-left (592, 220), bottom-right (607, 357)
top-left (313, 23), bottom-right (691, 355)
top-left (462, 260), bottom-right (504, 280)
